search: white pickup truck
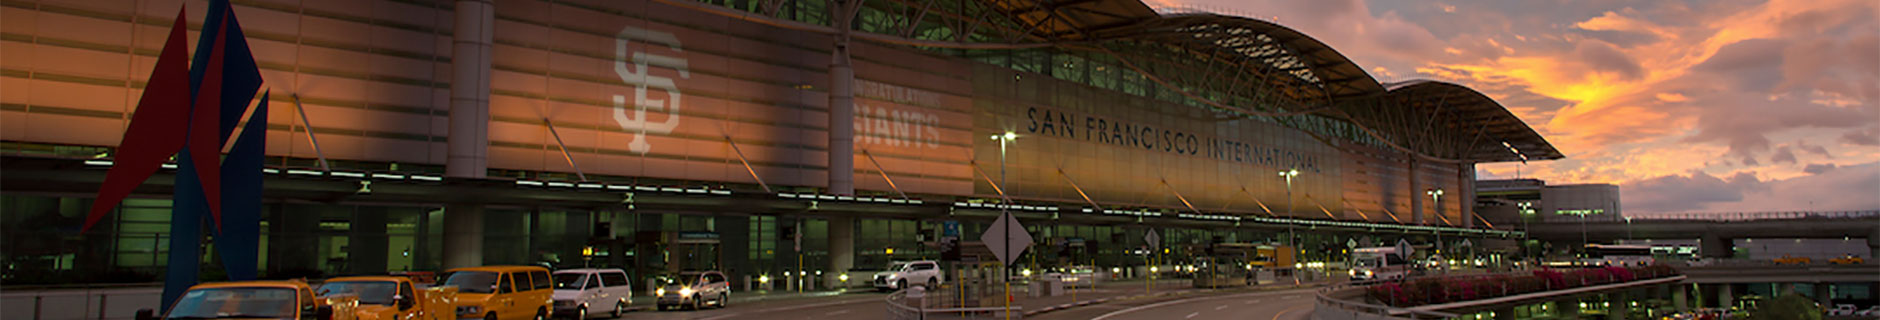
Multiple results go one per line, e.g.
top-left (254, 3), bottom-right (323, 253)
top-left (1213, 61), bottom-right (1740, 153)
top-left (873, 260), bottom-right (944, 291)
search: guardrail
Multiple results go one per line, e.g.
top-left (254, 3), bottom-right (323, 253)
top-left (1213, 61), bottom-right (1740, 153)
top-left (1623, 210), bottom-right (1879, 221)
top-left (885, 287), bottom-right (1024, 320)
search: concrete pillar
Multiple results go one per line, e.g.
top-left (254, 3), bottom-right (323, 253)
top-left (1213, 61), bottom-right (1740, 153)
top-left (1557, 299), bottom-right (1580, 320)
top-left (446, 0), bottom-right (493, 178)
top-left (1816, 283), bottom-right (1833, 307)
top-left (1718, 284), bottom-right (1733, 310)
top-left (826, 217), bottom-right (854, 288)
top-left (442, 204), bottom-right (485, 268)
top-left (1700, 234), bottom-right (1731, 259)
top-left (352, 208), bottom-right (389, 274)
top-left (826, 3), bottom-right (856, 196)
top-left (1409, 158), bottom-right (1423, 225)
top-left (718, 216), bottom-right (750, 290)
top-left (1867, 228), bottom-right (1880, 259)
top-left (1608, 291), bottom-right (1629, 320)
top-left (1461, 162), bottom-right (1475, 228)
top-left (1674, 285), bottom-right (1689, 311)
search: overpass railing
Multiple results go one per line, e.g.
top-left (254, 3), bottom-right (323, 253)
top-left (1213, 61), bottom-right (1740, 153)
top-left (1623, 210), bottom-right (1879, 221)
top-left (885, 287), bottom-right (1024, 320)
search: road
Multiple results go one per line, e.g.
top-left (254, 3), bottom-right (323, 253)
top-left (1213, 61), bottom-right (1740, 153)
top-left (615, 291), bottom-right (892, 320)
top-left (1030, 287), bottom-right (1319, 320)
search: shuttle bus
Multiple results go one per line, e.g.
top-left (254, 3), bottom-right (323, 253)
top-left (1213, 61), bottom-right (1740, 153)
top-left (1582, 244), bottom-right (1654, 267)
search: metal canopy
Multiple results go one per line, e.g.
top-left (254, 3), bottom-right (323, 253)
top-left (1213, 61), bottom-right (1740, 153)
top-left (678, 0), bottom-right (1561, 163)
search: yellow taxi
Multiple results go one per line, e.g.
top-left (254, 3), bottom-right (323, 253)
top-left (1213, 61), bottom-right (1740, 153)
top-left (320, 275), bottom-right (458, 320)
top-left (138, 280), bottom-right (356, 320)
top-left (442, 266), bottom-right (553, 320)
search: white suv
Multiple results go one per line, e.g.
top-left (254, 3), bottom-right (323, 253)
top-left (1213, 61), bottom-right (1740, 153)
top-left (551, 268), bottom-right (632, 319)
top-left (873, 260), bottom-right (944, 291)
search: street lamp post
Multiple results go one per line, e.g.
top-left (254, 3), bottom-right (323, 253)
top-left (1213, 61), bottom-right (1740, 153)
top-left (1277, 169), bottom-right (1298, 283)
top-left (990, 132), bottom-right (1015, 319)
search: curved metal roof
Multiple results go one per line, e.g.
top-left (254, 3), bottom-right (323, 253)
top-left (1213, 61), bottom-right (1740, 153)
top-left (1383, 80), bottom-right (1565, 162)
top-left (982, 2), bottom-right (1558, 163)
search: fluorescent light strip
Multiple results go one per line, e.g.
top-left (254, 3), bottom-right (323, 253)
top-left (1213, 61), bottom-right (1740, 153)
top-left (517, 181), bottom-right (545, 186)
top-left (161, 163), bottom-right (178, 169)
top-left (330, 172), bottom-right (365, 178)
top-left (635, 186), bottom-right (658, 192)
top-left (84, 160), bottom-right (114, 166)
top-left (606, 185), bottom-right (633, 191)
top-left (262, 168), bottom-right (280, 174)
top-left (709, 190), bottom-right (732, 195)
top-left (410, 175), bottom-right (442, 181)
top-left (577, 183), bottom-right (604, 189)
top-left (287, 169), bottom-right (324, 176)
top-left (658, 187), bottom-right (683, 192)
top-left (371, 173), bottom-right (406, 180)
top-left (546, 182), bottom-right (575, 187)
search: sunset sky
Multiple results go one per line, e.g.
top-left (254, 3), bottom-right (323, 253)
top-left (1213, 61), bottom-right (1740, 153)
top-left (1146, 0), bottom-right (1878, 213)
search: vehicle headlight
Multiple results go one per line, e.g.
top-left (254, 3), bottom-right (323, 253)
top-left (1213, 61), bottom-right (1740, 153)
top-left (656, 288), bottom-right (665, 296)
top-left (887, 274), bottom-right (899, 279)
top-left (679, 287), bottom-right (693, 296)
top-left (1348, 270), bottom-right (1356, 276)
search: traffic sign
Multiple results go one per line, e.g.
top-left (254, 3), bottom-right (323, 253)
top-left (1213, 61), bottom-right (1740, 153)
top-left (1459, 239), bottom-right (1473, 248)
top-left (1395, 239), bottom-right (1414, 257)
top-left (980, 212), bottom-right (1033, 265)
top-left (1144, 229), bottom-right (1160, 249)
top-left (1346, 238), bottom-right (1357, 248)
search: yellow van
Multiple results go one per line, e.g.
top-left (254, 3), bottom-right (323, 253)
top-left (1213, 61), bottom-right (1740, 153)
top-left (443, 266), bottom-right (554, 320)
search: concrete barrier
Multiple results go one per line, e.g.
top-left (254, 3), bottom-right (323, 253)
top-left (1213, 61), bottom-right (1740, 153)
top-left (1, 286), bottom-right (162, 320)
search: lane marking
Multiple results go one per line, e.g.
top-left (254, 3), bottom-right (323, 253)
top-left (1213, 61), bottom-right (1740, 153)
top-left (1089, 289), bottom-right (1313, 320)
top-left (1271, 305), bottom-right (1310, 320)
top-left (1215, 305), bottom-right (1228, 311)
top-left (1186, 311), bottom-right (1200, 319)
top-left (825, 310), bottom-right (851, 316)
top-left (694, 296), bottom-right (878, 320)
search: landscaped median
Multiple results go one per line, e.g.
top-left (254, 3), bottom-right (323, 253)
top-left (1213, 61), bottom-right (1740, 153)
top-left (1365, 265), bottom-right (1681, 307)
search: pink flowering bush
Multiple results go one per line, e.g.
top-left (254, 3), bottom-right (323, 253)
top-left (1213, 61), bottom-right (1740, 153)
top-left (1363, 266), bottom-right (1677, 307)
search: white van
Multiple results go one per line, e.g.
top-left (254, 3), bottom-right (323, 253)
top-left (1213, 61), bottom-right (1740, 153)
top-left (551, 268), bottom-right (633, 319)
top-left (1349, 247), bottom-right (1412, 281)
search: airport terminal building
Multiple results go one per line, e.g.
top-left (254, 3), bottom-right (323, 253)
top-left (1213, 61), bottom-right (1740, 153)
top-left (0, 0), bottom-right (1560, 286)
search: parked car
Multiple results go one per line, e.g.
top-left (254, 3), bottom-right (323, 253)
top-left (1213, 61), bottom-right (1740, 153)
top-left (873, 260), bottom-right (944, 291)
top-left (1856, 305), bottom-right (1880, 316)
top-left (1773, 255), bottom-right (1812, 265)
top-left (655, 271), bottom-right (731, 311)
top-left (551, 268), bottom-right (633, 318)
top-left (138, 280), bottom-right (354, 320)
top-left (1828, 304), bottom-right (1858, 316)
top-left (443, 265), bottom-right (554, 320)
top-left (1829, 255), bottom-right (1865, 265)
top-left (321, 275), bottom-right (458, 320)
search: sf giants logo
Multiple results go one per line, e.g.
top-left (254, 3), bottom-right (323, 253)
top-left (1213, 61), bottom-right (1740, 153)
top-left (613, 26), bottom-right (689, 154)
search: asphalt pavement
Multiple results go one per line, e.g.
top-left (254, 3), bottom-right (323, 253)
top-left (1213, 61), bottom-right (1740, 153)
top-left (1032, 288), bottom-right (1320, 320)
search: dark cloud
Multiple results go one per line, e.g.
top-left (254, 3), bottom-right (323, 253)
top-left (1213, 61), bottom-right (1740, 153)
top-left (1622, 170), bottom-right (1766, 212)
top-left (1794, 140), bottom-right (1830, 157)
top-left (1574, 40), bottom-right (1647, 80)
top-left (1770, 146), bottom-right (1797, 164)
top-left (1624, 162), bottom-right (1879, 213)
top-left (1803, 163), bottom-right (1838, 174)
top-left (1694, 39), bottom-right (1786, 92)
top-left (1843, 127), bottom-right (1880, 146)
